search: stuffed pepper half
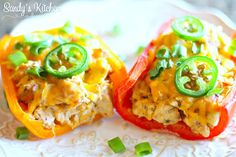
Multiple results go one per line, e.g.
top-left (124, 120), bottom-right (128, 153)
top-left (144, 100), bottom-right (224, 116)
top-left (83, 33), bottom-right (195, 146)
top-left (114, 16), bottom-right (236, 140)
top-left (0, 22), bottom-right (126, 138)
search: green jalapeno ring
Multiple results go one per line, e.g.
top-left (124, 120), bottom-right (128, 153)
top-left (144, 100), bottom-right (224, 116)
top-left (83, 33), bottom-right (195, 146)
top-left (175, 56), bottom-right (218, 97)
top-left (44, 43), bottom-right (89, 78)
top-left (171, 16), bottom-right (204, 41)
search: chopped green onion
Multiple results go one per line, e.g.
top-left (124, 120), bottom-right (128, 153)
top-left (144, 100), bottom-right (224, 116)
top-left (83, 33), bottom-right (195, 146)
top-left (192, 42), bottom-right (198, 54)
top-left (172, 44), bottom-right (187, 58)
top-left (149, 59), bottom-right (168, 80)
top-left (60, 21), bottom-right (74, 34)
top-left (111, 24), bottom-right (121, 36)
top-left (14, 42), bottom-right (23, 50)
top-left (156, 47), bottom-right (171, 59)
top-left (228, 39), bottom-right (236, 56)
top-left (167, 59), bottom-right (174, 68)
top-left (107, 137), bottom-right (126, 153)
top-left (8, 51), bottom-right (28, 66)
top-left (135, 142), bottom-right (152, 157)
top-left (54, 36), bottom-right (70, 44)
top-left (106, 24), bottom-right (122, 37)
top-left (24, 33), bottom-right (53, 45)
top-left (30, 45), bottom-right (47, 56)
top-left (79, 35), bottom-right (93, 42)
top-left (135, 46), bottom-right (145, 55)
top-left (27, 66), bottom-right (46, 78)
top-left (16, 127), bottom-right (29, 140)
top-left (206, 88), bottom-right (224, 97)
top-left (24, 33), bottom-right (54, 55)
top-left (228, 46), bottom-right (236, 56)
top-left (230, 39), bottom-right (236, 48)
top-left (192, 42), bottom-right (204, 54)
top-left (229, 46), bottom-right (236, 57)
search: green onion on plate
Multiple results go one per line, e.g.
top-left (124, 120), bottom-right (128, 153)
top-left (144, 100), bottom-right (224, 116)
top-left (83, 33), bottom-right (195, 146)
top-left (16, 127), bottom-right (29, 140)
top-left (107, 137), bottom-right (126, 153)
top-left (135, 142), bottom-right (152, 157)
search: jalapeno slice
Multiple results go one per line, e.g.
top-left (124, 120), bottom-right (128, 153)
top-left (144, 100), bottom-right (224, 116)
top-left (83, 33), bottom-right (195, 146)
top-left (44, 43), bottom-right (89, 78)
top-left (175, 56), bottom-right (218, 97)
top-left (172, 16), bottom-right (204, 41)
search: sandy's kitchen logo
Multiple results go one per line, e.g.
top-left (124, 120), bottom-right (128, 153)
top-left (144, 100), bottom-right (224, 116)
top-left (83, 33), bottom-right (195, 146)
top-left (3, 2), bottom-right (58, 17)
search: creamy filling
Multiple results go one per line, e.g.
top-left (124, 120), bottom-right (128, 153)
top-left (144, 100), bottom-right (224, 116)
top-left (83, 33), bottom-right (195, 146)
top-left (132, 79), bottom-right (220, 137)
top-left (12, 60), bottom-right (113, 129)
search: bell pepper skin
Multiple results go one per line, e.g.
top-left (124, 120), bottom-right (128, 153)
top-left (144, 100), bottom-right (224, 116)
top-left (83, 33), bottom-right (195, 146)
top-left (114, 20), bottom-right (236, 140)
top-left (0, 26), bottom-right (126, 139)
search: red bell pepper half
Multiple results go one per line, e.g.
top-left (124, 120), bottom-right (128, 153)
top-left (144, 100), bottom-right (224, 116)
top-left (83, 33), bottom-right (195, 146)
top-left (113, 19), bottom-right (236, 140)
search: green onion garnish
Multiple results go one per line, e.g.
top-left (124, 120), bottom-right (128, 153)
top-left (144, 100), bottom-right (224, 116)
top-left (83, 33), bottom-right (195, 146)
top-left (24, 33), bottom-right (53, 45)
top-left (135, 142), bottom-right (152, 157)
top-left (16, 127), bottom-right (29, 140)
top-left (229, 39), bottom-right (236, 57)
top-left (149, 59), bottom-right (168, 79)
top-left (111, 24), bottom-right (121, 36)
top-left (228, 39), bottom-right (236, 57)
top-left (79, 35), bottom-right (93, 42)
top-left (8, 51), bottom-right (28, 66)
top-left (105, 24), bottom-right (122, 37)
top-left (29, 45), bottom-right (46, 56)
top-left (24, 33), bottom-right (54, 55)
top-left (156, 47), bottom-right (171, 59)
top-left (107, 137), bottom-right (126, 153)
top-left (60, 21), bottom-right (74, 34)
top-left (27, 66), bottom-right (46, 78)
top-left (135, 46), bottom-right (145, 55)
top-left (231, 39), bottom-right (236, 47)
top-left (172, 44), bottom-right (187, 58)
top-left (228, 46), bottom-right (236, 56)
top-left (54, 36), bottom-right (70, 44)
top-left (192, 42), bottom-right (204, 55)
top-left (167, 59), bottom-right (174, 68)
top-left (14, 42), bottom-right (23, 50)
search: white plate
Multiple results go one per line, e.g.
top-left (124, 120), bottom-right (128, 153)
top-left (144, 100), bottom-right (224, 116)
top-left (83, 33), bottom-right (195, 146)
top-left (1, 0), bottom-right (236, 156)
